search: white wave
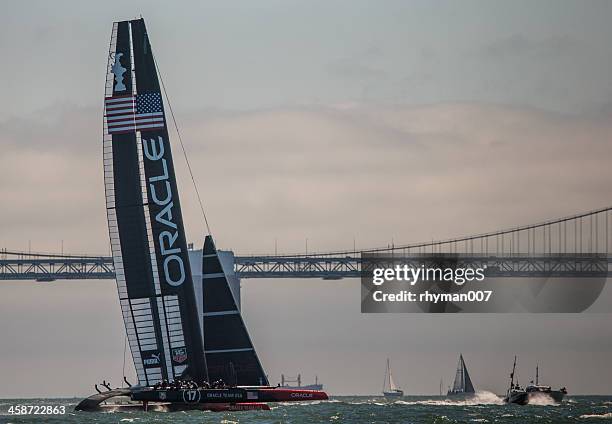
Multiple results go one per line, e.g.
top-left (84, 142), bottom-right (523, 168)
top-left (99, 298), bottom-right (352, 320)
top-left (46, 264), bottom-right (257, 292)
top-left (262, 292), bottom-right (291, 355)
top-left (580, 412), bottom-right (612, 419)
top-left (393, 391), bottom-right (504, 406)
top-left (526, 393), bottom-right (558, 406)
top-left (273, 399), bottom-right (335, 408)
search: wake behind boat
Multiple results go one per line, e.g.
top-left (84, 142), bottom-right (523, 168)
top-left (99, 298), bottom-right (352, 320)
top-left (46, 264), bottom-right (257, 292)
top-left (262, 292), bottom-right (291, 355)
top-left (446, 354), bottom-right (476, 399)
top-left (76, 17), bottom-right (327, 412)
top-left (525, 365), bottom-right (567, 403)
top-left (382, 358), bottom-right (404, 398)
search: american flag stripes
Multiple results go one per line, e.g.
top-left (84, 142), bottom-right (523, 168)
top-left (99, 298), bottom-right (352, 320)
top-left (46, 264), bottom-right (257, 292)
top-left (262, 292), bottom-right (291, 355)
top-left (105, 92), bottom-right (165, 134)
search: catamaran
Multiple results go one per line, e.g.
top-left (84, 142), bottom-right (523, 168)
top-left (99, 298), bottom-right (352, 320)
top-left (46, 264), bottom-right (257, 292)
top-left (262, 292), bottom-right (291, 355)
top-left (76, 17), bottom-right (327, 412)
top-left (382, 358), bottom-right (404, 398)
top-left (446, 354), bottom-right (476, 399)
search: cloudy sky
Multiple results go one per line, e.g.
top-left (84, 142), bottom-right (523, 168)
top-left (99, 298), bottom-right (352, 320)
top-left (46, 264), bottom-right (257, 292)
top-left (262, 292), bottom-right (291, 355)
top-left (1, 0), bottom-right (612, 397)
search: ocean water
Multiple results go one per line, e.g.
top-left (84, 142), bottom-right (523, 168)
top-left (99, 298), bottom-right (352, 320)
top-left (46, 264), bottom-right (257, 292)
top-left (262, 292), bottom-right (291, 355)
top-left (1, 393), bottom-right (611, 423)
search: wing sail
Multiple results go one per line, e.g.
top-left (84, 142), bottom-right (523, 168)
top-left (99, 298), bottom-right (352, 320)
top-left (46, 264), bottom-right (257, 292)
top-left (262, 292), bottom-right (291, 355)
top-left (201, 236), bottom-right (269, 386)
top-left (104, 18), bottom-right (207, 386)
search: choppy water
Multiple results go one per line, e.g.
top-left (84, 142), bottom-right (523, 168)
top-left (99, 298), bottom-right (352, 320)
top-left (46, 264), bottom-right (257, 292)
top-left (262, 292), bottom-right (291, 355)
top-left (1, 393), bottom-right (611, 423)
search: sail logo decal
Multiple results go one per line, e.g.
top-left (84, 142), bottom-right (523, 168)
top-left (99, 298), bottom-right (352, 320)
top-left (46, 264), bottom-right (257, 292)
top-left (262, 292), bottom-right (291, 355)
top-left (111, 52), bottom-right (127, 91)
top-left (105, 93), bottom-right (165, 134)
top-left (143, 136), bottom-right (186, 287)
top-left (182, 389), bottom-right (201, 403)
top-left (172, 347), bottom-right (188, 364)
top-left (143, 351), bottom-right (161, 367)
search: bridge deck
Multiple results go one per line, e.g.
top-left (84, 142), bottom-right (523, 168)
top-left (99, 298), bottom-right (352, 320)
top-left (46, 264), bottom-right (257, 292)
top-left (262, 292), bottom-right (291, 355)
top-left (0, 253), bottom-right (610, 281)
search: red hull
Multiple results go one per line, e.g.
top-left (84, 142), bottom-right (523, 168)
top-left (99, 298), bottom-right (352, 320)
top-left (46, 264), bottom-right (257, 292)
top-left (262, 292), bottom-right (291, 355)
top-left (76, 387), bottom-right (329, 412)
top-left (256, 388), bottom-right (329, 402)
top-left (205, 402), bottom-right (270, 411)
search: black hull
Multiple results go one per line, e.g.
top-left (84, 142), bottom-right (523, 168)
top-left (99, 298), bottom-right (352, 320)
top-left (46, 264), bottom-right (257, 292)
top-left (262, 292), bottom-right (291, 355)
top-left (504, 391), bottom-right (529, 405)
top-left (75, 386), bottom-right (328, 412)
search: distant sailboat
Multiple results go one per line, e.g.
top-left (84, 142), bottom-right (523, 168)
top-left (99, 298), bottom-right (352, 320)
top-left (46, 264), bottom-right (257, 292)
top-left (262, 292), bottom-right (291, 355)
top-left (447, 354), bottom-right (476, 398)
top-left (382, 358), bottom-right (404, 398)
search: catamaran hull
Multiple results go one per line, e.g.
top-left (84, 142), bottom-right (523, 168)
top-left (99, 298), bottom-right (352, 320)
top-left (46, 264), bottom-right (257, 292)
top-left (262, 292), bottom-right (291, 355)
top-left (75, 387), bottom-right (328, 412)
top-left (78, 402), bottom-right (271, 412)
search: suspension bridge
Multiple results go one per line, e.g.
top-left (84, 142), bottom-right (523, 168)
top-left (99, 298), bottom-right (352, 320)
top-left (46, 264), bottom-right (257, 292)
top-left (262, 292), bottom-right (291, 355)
top-left (1, 206), bottom-right (611, 282)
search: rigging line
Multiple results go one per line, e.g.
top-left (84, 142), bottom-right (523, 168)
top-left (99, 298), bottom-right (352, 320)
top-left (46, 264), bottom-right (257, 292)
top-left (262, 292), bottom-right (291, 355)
top-left (151, 51), bottom-right (213, 237)
top-left (121, 335), bottom-right (127, 388)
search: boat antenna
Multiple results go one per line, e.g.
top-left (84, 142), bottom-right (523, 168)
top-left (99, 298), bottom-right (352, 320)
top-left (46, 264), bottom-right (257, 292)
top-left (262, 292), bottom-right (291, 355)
top-left (151, 48), bottom-right (213, 237)
top-left (510, 355), bottom-right (517, 388)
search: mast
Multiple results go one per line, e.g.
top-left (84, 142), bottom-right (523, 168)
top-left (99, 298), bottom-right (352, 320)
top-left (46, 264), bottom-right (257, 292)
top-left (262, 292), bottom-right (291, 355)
top-left (536, 364), bottom-right (539, 385)
top-left (382, 359), bottom-right (389, 392)
top-left (387, 359), bottom-right (391, 390)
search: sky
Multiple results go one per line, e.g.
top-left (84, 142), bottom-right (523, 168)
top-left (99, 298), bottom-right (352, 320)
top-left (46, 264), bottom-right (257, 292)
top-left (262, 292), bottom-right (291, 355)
top-left (1, 0), bottom-right (612, 397)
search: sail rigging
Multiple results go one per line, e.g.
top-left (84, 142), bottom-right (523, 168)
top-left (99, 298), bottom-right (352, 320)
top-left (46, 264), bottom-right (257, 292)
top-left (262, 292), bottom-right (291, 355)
top-left (383, 358), bottom-right (401, 394)
top-left (449, 354), bottom-right (475, 394)
top-left (388, 368), bottom-right (398, 391)
top-left (104, 18), bottom-right (206, 386)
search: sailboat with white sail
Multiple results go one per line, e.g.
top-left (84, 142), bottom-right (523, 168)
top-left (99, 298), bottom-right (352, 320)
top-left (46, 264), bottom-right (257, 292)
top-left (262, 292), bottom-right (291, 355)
top-left (447, 354), bottom-right (476, 399)
top-left (382, 358), bottom-right (404, 398)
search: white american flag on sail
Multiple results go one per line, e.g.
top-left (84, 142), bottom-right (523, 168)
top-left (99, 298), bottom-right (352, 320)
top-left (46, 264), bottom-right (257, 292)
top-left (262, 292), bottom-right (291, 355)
top-left (105, 92), bottom-right (165, 134)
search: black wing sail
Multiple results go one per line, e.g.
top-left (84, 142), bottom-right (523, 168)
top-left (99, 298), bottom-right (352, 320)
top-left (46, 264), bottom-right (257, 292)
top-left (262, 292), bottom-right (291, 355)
top-left (104, 18), bottom-right (207, 386)
top-left (201, 235), bottom-right (269, 386)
